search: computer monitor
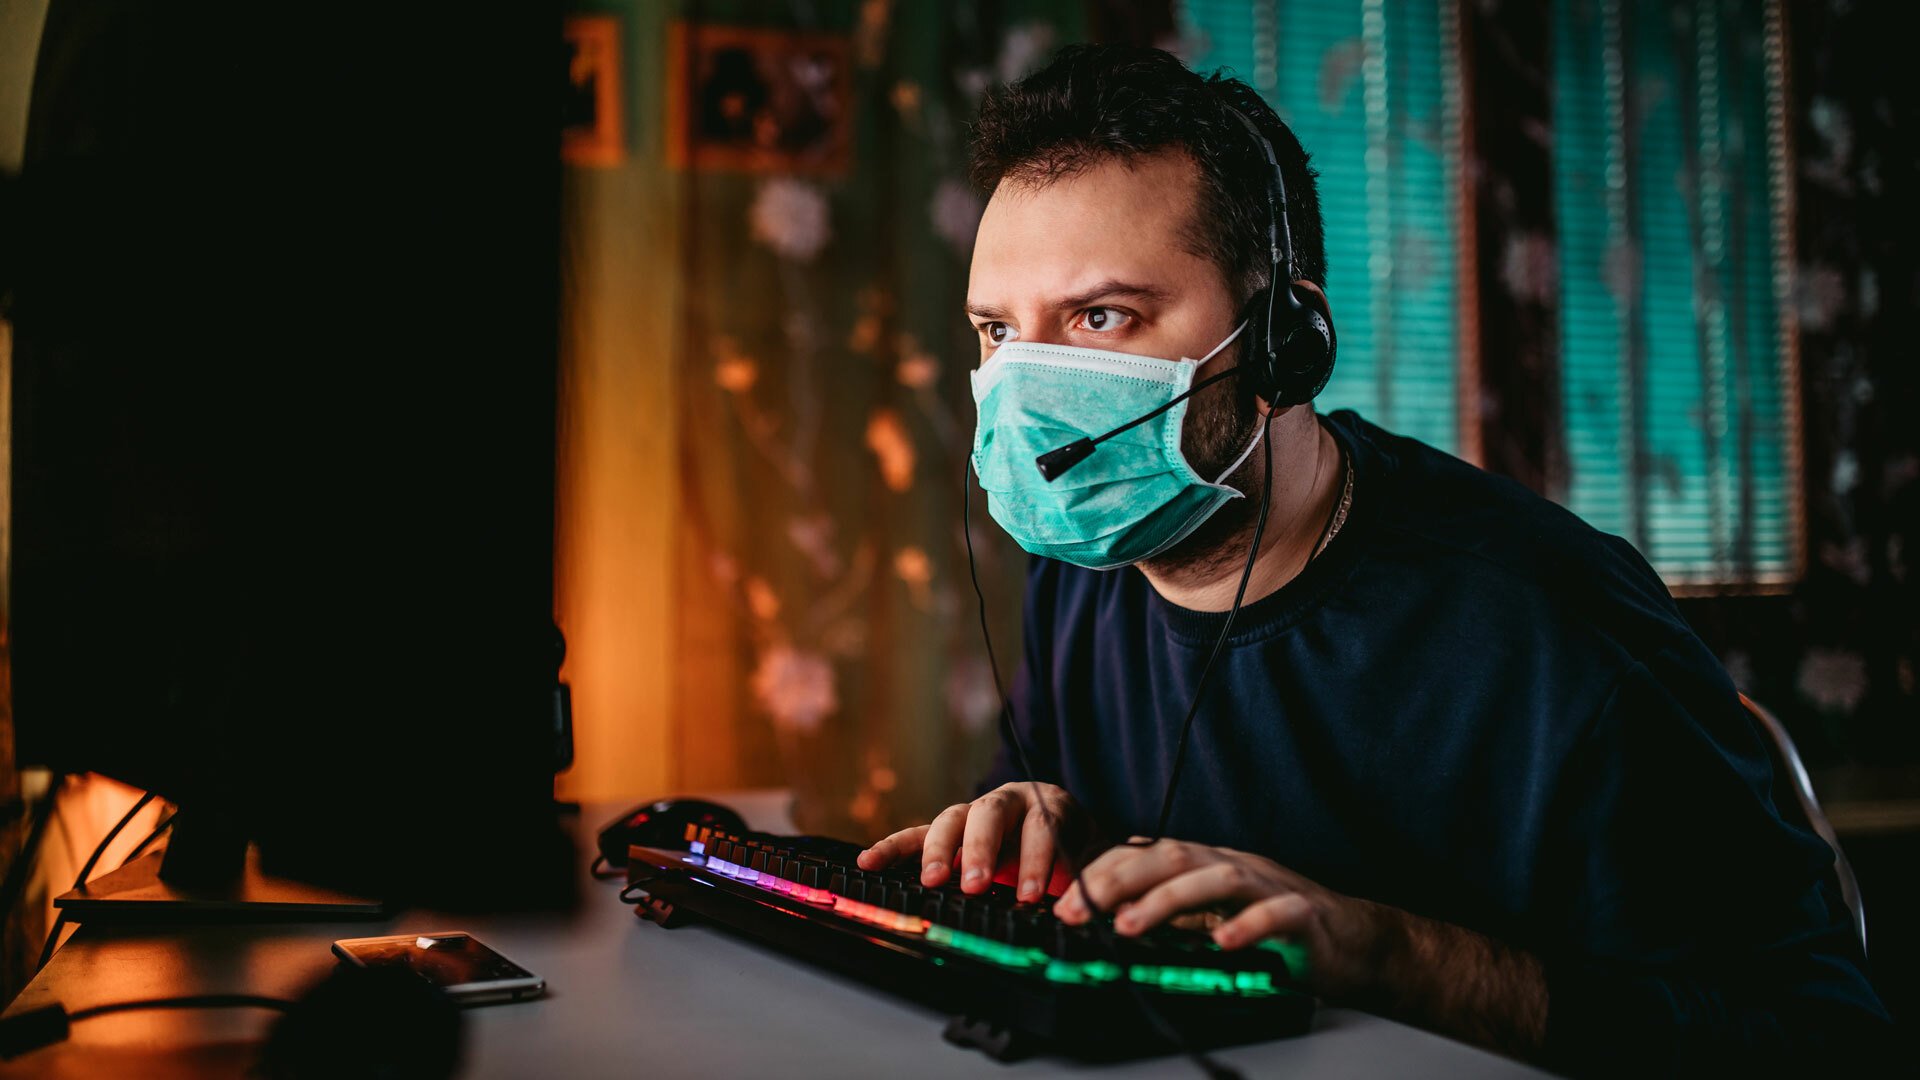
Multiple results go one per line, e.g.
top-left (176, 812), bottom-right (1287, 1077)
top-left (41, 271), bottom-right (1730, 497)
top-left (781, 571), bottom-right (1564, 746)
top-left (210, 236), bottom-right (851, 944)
top-left (6, 0), bottom-right (573, 916)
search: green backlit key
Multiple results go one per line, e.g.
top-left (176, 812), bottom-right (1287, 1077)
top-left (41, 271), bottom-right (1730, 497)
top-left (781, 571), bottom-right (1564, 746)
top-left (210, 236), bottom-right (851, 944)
top-left (926, 924), bottom-right (1051, 969)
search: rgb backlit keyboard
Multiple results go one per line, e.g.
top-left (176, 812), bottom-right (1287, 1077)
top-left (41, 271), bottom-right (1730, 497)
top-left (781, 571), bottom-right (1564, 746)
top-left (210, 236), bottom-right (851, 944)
top-left (622, 824), bottom-right (1315, 1061)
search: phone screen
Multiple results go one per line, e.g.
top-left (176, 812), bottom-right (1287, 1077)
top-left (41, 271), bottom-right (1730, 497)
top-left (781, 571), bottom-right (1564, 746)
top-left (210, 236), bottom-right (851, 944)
top-left (338, 933), bottom-right (536, 990)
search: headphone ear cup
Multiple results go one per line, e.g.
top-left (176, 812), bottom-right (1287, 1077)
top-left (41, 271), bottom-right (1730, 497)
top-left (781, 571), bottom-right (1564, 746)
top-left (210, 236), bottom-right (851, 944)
top-left (1272, 301), bottom-right (1335, 406)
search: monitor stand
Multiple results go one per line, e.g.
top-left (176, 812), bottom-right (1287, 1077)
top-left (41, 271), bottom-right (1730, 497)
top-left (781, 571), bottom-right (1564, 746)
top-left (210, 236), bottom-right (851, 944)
top-left (53, 810), bottom-right (387, 924)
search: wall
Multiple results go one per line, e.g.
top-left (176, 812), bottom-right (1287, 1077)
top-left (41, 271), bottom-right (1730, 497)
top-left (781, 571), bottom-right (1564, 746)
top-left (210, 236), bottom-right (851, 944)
top-left (553, 4), bottom-right (684, 804)
top-left (0, 0), bottom-right (51, 172)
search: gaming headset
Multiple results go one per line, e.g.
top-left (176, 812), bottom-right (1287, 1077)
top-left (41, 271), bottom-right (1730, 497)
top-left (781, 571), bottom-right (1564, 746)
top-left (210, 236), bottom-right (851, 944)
top-left (1219, 97), bottom-right (1337, 409)
top-left (1033, 93), bottom-right (1336, 482)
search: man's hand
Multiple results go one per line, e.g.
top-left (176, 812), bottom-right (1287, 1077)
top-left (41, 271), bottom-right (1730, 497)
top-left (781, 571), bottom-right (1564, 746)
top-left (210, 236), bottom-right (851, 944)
top-left (1053, 837), bottom-right (1548, 1058)
top-left (857, 782), bottom-right (1087, 901)
top-left (1052, 837), bottom-right (1385, 1000)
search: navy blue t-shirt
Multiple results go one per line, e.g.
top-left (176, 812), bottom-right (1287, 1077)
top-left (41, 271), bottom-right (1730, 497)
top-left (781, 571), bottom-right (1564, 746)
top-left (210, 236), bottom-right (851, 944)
top-left (983, 410), bottom-right (1888, 1072)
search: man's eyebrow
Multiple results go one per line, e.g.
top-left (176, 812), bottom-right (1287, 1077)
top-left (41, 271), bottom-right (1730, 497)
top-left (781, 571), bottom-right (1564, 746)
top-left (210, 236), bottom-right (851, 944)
top-left (964, 281), bottom-right (1172, 321)
top-left (1053, 280), bottom-right (1172, 310)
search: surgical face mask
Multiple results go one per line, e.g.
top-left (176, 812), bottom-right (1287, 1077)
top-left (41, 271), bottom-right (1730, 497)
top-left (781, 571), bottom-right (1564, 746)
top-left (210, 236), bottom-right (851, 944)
top-left (969, 322), bottom-right (1261, 570)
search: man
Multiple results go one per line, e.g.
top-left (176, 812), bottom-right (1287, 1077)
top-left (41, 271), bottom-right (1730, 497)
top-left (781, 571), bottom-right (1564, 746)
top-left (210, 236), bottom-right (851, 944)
top-left (857, 45), bottom-right (1888, 1071)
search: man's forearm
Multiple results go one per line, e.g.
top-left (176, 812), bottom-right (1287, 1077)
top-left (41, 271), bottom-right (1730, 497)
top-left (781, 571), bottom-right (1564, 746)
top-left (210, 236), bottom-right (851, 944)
top-left (1360, 901), bottom-right (1550, 1062)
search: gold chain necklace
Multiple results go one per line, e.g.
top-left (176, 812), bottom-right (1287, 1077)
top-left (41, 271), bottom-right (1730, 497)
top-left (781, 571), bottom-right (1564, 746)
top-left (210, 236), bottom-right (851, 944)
top-left (1312, 451), bottom-right (1355, 559)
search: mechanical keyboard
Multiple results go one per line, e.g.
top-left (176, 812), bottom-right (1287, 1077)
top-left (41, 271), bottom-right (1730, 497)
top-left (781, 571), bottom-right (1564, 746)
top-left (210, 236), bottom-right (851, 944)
top-left (622, 824), bottom-right (1315, 1061)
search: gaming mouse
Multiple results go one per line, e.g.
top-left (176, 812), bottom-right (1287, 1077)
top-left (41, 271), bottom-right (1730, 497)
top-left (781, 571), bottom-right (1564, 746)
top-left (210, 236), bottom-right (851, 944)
top-left (597, 798), bottom-right (746, 868)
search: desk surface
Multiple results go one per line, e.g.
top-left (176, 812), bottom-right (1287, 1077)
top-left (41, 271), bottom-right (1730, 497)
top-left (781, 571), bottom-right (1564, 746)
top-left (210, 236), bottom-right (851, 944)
top-left (3, 793), bottom-right (1549, 1079)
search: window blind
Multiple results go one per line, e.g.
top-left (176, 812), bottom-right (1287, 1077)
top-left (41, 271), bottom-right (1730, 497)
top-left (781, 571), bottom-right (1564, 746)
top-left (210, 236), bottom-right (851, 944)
top-left (1180, 0), bottom-right (1468, 455)
top-left (1551, 0), bottom-right (1800, 588)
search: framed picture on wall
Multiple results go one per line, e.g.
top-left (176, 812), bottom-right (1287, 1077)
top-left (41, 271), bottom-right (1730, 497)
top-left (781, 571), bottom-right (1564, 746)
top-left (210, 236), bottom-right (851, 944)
top-left (666, 22), bottom-right (852, 176)
top-left (563, 15), bottom-right (624, 167)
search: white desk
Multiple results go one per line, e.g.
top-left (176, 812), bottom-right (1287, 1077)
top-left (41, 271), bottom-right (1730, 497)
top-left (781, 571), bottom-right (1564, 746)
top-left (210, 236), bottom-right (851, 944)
top-left (2, 794), bottom-right (1551, 1078)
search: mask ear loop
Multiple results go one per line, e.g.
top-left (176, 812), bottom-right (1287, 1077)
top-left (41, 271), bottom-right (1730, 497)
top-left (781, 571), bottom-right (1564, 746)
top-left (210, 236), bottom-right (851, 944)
top-left (963, 459), bottom-right (1248, 1080)
top-left (1189, 319), bottom-right (1266, 488)
top-left (1207, 415), bottom-right (1267, 488)
top-left (1191, 317), bottom-right (1251, 366)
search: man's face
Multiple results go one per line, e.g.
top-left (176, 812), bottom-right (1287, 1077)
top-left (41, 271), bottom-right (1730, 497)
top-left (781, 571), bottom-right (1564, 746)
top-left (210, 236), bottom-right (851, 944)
top-left (966, 151), bottom-right (1257, 482)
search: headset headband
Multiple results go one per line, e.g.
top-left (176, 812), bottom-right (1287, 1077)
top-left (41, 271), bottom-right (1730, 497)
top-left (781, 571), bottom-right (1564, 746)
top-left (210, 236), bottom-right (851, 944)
top-left (1220, 101), bottom-right (1295, 284)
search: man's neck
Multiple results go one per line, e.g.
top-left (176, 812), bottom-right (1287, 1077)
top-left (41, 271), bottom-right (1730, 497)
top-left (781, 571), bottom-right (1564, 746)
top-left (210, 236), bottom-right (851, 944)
top-left (1137, 408), bottom-right (1343, 613)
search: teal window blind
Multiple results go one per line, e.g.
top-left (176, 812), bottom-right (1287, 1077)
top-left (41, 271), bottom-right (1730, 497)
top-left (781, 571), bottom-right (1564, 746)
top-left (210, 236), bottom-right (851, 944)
top-left (1180, 0), bottom-right (1469, 456)
top-left (1551, 0), bottom-right (1801, 588)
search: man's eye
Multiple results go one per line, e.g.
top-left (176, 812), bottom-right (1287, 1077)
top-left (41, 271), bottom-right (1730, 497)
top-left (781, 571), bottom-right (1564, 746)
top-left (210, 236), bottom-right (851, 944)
top-left (1080, 307), bottom-right (1130, 332)
top-left (984, 322), bottom-right (1019, 346)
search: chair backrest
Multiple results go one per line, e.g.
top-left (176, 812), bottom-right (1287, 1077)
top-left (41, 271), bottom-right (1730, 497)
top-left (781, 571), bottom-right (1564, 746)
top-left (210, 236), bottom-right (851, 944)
top-left (1739, 693), bottom-right (1867, 956)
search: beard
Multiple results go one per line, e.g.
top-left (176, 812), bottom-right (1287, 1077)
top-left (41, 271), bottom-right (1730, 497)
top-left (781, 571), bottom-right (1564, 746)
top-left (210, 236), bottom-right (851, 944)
top-left (1136, 370), bottom-right (1267, 581)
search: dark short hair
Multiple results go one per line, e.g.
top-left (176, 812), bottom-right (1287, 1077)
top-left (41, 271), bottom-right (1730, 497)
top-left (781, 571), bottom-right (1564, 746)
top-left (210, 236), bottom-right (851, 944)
top-left (969, 44), bottom-right (1325, 303)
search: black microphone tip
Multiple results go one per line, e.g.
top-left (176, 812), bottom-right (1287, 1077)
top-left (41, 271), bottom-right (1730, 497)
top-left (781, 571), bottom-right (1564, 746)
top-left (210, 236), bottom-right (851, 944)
top-left (1035, 438), bottom-right (1097, 482)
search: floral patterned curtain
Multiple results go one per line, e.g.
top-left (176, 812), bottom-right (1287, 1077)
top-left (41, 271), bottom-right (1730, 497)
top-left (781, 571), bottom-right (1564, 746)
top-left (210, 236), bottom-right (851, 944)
top-left (659, 1), bottom-right (1087, 838)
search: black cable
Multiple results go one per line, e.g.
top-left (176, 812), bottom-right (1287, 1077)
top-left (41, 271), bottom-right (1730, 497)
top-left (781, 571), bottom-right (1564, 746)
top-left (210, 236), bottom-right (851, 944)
top-left (1149, 421), bottom-right (1342, 841)
top-left (67, 994), bottom-right (295, 1023)
top-left (66, 792), bottom-right (156, 900)
top-left (1142, 420), bottom-right (1277, 842)
top-left (0, 994), bottom-right (295, 1059)
top-left (36, 918), bottom-right (67, 974)
top-left (0, 772), bottom-right (67, 934)
top-left (36, 791), bottom-right (157, 973)
top-left (122, 811), bottom-right (177, 864)
top-left (965, 441), bottom-right (1271, 1080)
top-left (36, 918), bottom-right (68, 976)
top-left (35, 809), bottom-right (182, 971)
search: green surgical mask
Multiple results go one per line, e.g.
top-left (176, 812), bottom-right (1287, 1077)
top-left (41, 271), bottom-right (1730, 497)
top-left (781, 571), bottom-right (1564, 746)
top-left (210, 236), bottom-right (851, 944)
top-left (969, 322), bottom-right (1261, 570)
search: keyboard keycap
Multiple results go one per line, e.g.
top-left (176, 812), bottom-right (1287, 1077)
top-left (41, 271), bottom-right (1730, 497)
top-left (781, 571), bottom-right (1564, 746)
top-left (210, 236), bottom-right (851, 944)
top-left (1053, 923), bottom-right (1103, 961)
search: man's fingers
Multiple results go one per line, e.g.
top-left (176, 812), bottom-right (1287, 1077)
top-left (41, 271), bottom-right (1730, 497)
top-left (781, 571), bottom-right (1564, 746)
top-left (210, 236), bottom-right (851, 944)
top-left (1015, 805), bottom-right (1057, 902)
top-left (857, 825), bottom-right (929, 871)
top-left (958, 792), bottom-right (1019, 894)
top-left (862, 784), bottom-right (1080, 892)
top-left (918, 804), bottom-right (973, 886)
top-left (1057, 841), bottom-right (1213, 923)
top-left (1111, 862), bottom-right (1255, 936)
top-left (1054, 844), bottom-right (1140, 922)
top-left (1213, 892), bottom-right (1313, 950)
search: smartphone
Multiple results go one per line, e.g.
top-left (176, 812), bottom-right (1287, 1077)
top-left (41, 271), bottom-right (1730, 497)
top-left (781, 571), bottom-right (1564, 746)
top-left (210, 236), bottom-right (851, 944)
top-left (332, 931), bottom-right (545, 1005)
